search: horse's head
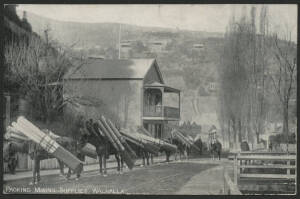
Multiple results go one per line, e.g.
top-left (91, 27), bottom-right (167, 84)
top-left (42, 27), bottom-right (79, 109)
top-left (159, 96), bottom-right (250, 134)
top-left (57, 136), bottom-right (77, 151)
top-left (92, 121), bottom-right (107, 141)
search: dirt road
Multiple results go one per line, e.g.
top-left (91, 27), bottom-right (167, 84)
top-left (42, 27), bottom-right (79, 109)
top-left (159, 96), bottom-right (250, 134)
top-left (4, 161), bottom-right (216, 194)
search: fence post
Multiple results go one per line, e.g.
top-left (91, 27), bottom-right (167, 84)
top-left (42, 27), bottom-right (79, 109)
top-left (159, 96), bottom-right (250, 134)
top-left (237, 153), bottom-right (240, 181)
top-left (234, 153), bottom-right (238, 185)
top-left (287, 160), bottom-right (290, 175)
top-left (223, 165), bottom-right (226, 194)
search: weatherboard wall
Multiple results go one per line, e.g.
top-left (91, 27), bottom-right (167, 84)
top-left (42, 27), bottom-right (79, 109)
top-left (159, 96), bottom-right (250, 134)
top-left (64, 79), bottom-right (143, 129)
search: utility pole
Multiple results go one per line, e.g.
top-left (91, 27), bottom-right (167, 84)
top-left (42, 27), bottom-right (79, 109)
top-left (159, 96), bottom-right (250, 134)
top-left (118, 23), bottom-right (122, 59)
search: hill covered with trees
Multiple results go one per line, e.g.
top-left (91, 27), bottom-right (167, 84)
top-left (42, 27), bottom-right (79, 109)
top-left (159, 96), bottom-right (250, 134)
top-left (19, 10), bottom-right (224, 127)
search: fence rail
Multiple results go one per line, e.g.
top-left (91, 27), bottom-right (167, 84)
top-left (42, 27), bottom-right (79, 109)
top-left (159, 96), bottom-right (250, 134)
top-left (233, 152), bottom-right (296, 184)
top-left (223, 167), bottom-right (242, 195)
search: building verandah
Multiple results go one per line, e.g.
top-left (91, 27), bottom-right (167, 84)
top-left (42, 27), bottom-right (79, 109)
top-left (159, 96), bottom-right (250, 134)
top-left (142, 82), bottom-right (180, 139)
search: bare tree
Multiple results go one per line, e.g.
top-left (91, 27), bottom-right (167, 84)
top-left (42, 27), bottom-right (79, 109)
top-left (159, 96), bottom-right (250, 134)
top-left (218, 11), bottom-right (251, 150)
top-left (269, 30), bottom-right (297, 152)
top-left (5, 28), bottom-right (86, 123)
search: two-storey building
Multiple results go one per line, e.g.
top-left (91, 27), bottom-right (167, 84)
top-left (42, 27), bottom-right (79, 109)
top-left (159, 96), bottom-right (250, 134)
top-left (63, 58), bottom-right (180, 139)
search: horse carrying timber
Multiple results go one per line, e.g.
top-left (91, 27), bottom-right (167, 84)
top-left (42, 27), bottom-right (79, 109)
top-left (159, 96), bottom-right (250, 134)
top-left (170, 126), bottom-right (201, 152)
top-left (120, 130), bottom-right (160, 155)
top-left (12, 117), bottom-right (84, 173)
top-left (106, 118), bottom-right (138, 160)
top-left (98, 117), bottom-right (135, 170)
top-left (136, 128), bottom-right (177, 153)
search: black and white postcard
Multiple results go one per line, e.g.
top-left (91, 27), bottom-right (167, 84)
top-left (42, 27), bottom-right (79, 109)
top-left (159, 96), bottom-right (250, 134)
top-left (2, 4), bottom-right (297, 195)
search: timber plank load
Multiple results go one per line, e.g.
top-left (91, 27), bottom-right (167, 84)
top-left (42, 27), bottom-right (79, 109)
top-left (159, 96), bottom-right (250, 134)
top-left (120, 129), bottom-right (160, 155)
top-left (97, 116), bottom-right (136, 170)
top-left (137, 127), bottom-right (177, 153)
top-left (167, 124), bottom-right (201, 152)
top-left (171, 129), bottom-right (201, 152)
top-left (106, 117), bottom-right (138, 160)
top-left (5, 126), bottom-right (30, 142)
top-left (11, 116), bottom-right (84, 172)
top-left (122, 127), bottom-right (177, 154)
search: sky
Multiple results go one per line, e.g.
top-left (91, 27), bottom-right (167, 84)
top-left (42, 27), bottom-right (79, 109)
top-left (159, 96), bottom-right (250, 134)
top-left (17, 4), bottom-right (298, 41)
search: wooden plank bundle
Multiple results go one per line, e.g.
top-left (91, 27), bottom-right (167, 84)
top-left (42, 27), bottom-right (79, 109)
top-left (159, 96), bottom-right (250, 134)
top-left (137, 127), bottom-right (153, 137)
top-left (120, 132), bottom-right (144, 148)
top-left (167, 124), bottom-right (201, 152)
top-left (12, 117), bottom-right (84, 172)
top-left (97, 116), bottom-right (135, 170)
top-left (171, 129), bottom-right (190, 146)
top-left (172, 129), bottom-right (201, 152)
top-left (106, 118), bottom-right (137, 160)
top-left (5, 126), bottom-right (29, 141)
top-left (120, 129), bottom-right (160, 155)
top-left (136, 128), bottom-right (177, 153)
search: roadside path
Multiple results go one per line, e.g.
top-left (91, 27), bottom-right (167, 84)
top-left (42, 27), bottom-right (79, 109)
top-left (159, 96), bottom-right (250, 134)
top-left (175, 159), bottom-right (234, 195)
top-left (4, 156), bottom-right (167, 181)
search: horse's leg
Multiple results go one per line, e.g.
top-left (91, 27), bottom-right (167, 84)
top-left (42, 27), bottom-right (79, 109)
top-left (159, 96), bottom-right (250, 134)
top-left (185, 148), bottom-right (188, 160)
top-left (98, 154), bottom-right (103, 174)
top-left (76, 165), bottom-right (81, 180)
top-left (8, 157), bottom-right (16, 174)
top-left (166, 151), bottom-right (170, 163)
top-left (76, 153), bottom-right (84, 180)
top-left (141, 152), bottom-right (145, 167)
top-left (146, 152), bottom-right (150, 166)
top-left (30, 157), bottom-right (37, 185)
top-left (58, 159), bottom-right (64, 176)
top-left (36, 157), bottom-right (41, 184)
top-left (103, 154), bottom-right (107, 176)
top-left (120, 155), bottom-right (124, 173)
top-left (151, 154), bottom-right (154, 164)
top-left (66, 166), bottom-right (72, 180)
top-left (115, 154), bottom-right (120, 174)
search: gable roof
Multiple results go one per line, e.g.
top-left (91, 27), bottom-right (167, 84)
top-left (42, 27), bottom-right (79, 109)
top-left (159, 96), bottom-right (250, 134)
top-left (64, 58), bottom-right (163, 82)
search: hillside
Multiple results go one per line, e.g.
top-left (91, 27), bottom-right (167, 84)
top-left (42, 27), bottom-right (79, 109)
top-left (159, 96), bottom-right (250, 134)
top-left (19, 10), bottom-right (225, 127)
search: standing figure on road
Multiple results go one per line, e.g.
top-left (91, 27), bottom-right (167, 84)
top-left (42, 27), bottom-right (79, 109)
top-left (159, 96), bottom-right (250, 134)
top-left (208, 125), bottom-right (222, 160)
top-left (28, 140), bottom-right (48, 185)
top-left (210, 139), bottom-right (222, 160)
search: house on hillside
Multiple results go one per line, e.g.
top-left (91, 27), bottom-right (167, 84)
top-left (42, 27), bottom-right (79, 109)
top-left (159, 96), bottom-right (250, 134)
top-left (120, 40), bottom-right (133, 59)
top-left (193, 43), bottom-right (205, 50)
top-left (63, 58), bottom-right (181, 139)
top-left (147, 40), bottom-right (169, 53)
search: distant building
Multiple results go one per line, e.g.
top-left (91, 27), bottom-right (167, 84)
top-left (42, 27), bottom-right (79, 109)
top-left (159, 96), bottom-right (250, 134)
top-left (147, 40), bottom-right (168, 53)
top-left (63, 58), bottom-right (181, 139)
top-left (120, 40), bottom-right (133, 58)
top-left (193, 43), bottom-right (205, 50)
top-left (207, 82), bottom-right (218, 92)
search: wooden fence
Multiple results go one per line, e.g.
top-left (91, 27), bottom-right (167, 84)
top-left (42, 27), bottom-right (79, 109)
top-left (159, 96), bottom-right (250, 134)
top-left (4, 154), bottom-right (98, 173)
top-left (233, 151), bottom-right (296, 184)
top-left (223, 166), bottom-right (242, 195)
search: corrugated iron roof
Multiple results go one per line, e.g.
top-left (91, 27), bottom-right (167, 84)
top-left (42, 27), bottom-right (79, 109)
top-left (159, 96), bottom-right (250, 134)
top-left (64, 58), bottom-right (156, 80)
